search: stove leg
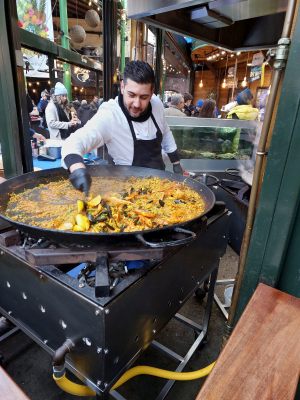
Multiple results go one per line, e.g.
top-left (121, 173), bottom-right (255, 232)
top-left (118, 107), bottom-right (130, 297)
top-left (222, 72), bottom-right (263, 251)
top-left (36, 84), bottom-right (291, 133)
top-left (96, 394), bottom-right (110, 400)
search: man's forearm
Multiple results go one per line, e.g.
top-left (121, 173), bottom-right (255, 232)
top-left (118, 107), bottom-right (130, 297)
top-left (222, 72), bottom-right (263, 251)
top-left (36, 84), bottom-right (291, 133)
top-left (64, 154), bottom-right (85, 171)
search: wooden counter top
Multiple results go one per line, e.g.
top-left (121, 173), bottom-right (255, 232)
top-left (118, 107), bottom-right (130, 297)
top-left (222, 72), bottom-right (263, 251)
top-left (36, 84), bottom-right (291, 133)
top-left (196, 283), bottom-right (300, 400)
top-left (0, 366), bottom-right (30, 400)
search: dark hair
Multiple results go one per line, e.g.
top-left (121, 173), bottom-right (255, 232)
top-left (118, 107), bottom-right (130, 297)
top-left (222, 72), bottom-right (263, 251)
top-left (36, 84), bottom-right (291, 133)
top-left (236, 88), bottom-right (253, 105)
top-left (123, 61), bottom-right (155, 86)
top-left (183, 93), bottom-right (193, 102)
top-left (200, 99), bottom-right (216, 118)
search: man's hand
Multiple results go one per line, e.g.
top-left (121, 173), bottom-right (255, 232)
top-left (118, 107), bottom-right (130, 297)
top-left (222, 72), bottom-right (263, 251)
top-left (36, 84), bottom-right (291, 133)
top-left (33, 132), bottom-right (46, 142)
top-left (69, 167), bottom-right (91, 195)
top-left (173, 162), bottom-right (184, 175)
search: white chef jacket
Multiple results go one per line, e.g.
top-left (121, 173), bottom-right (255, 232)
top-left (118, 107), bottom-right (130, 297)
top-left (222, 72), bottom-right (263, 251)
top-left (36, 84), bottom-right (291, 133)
top-left (61, 94), bottom-right (177, 168)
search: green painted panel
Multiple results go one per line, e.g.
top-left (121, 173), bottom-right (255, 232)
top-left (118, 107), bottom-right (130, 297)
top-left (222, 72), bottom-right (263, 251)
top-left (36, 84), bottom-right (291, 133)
top-left (234, 8), bottom-right (300, 321)
top-left (19, 28), bottom-right (100, 71)
top-left (0, 0), bottom-right (23, 177)
top-left (19, 28), bottom-right (58, 54)
top-left (278, 204), bottom-right (300, 296)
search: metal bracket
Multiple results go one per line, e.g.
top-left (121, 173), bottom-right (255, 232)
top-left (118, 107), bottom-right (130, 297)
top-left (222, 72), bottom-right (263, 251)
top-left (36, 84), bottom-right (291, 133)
top-left (95, 255), bottom-right (110, 298)
top-left (273, 38), bottom-right (291, 70)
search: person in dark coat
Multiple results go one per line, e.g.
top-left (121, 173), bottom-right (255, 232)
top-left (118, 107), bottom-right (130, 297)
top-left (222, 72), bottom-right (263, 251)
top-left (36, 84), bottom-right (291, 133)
top-left (77, 100), bottom-right (97, 127)
top-left (90, 95), bottom-right (100, 112)
top-left (37, 90), bottom-right (50, 128)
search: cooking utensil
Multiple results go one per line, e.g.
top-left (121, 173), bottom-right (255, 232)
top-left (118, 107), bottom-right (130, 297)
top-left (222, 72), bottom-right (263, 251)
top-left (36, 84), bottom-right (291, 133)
top-left (0, 166), bottom-right (215, 247)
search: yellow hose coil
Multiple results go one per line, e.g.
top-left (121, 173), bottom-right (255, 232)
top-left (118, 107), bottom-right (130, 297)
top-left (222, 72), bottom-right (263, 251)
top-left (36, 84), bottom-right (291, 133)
top-left (53, 374), bottom-right (96, 396)
top-left (53, 361), bottom-right (215, 396)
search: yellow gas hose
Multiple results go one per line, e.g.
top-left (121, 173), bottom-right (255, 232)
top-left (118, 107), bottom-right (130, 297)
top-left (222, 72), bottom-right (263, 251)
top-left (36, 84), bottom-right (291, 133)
top-left (53, 361), bottom-right (215, 396)
top-left (53, 373), bottom-right (95, 396)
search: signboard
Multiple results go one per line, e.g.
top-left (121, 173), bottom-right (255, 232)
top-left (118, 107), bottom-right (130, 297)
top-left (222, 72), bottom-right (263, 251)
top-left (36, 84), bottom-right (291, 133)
top-left (226, 66), bottom-right (237, 88)
top-left (251, 52), bottom-right (264, 67)
top-left (250, 66), bottom-right (262, 82)
top-left (17, 0), bottom-right (54, 41)
top-left (72, 66), bottom-right (97, 88)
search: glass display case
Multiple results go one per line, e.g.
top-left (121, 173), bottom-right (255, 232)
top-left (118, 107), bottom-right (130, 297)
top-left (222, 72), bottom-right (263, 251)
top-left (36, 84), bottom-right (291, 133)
top-left (165, 116), bottom-right (262, 173)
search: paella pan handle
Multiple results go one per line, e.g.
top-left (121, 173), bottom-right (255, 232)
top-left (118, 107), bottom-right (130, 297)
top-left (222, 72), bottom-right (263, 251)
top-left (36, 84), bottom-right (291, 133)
top-left (136, 227), bottom-right (196, 248)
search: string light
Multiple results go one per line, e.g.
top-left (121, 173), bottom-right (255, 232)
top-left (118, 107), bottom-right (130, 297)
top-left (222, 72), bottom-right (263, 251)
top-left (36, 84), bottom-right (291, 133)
top-left (32, 89), bottom-right (36, 93)
top-left (199, 64), bottom-right (204, 88)
top-left (241, 52), bottom-right (249, 87)
top-left (222, 54), bottom-right (229, 89)
top-left (28, 82), bottom-right (32, 87)
top-left (36, 82), bottom-right (40, 86)
top-left (47, 80), bottom-right (50, 84)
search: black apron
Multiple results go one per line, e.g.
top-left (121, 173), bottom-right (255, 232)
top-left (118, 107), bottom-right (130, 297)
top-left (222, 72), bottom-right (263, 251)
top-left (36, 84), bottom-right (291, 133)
top-left (117, 94), bottom-right (165, 170)
top-left (126, 114), bottom-right (165, 170)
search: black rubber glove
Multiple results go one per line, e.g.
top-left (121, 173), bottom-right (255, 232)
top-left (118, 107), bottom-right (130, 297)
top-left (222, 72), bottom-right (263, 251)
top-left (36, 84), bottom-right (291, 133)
top-left (69, 168), bottom-right (91, 195)
top-left (173, 163), bottom-right (184, 175)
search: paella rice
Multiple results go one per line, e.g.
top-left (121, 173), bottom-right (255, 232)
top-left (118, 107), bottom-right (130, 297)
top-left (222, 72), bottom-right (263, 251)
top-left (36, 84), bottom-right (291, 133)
top-left (5, 176), bottom-right (206, 233)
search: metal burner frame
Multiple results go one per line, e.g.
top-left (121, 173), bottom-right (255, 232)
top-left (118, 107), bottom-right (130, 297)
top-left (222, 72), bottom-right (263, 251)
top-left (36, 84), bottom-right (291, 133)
top-left (110, 266), bottom-right (218, 400)
top-left (0, 205), bottom-right (230, 398)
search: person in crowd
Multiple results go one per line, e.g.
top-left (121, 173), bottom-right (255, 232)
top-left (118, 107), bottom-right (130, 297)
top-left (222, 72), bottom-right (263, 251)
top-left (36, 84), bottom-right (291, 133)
top-left (37, 89), bottom-right (49, 128)
top-left (26, 92), bottom-right (46, 141)
top-left (164, 94), bottom-right (185, 116)
top-left (196, 99), bottom-right (204, 110)
top-left (163, 96), bottom-right (171, 108)
top-left (26, 93), bottom-right (34, 114)
top-left (45, 82), bottom-right (81, 140)
top-left (72, 99), bottom-right (81, 112)
top-left (61, 61), bottom-right (184, 194)
top-left (199, 99), bottom-right (216, 118)
top-left (77, 99), bottom-right (97, 127)
top-left (90, 95), bottom-right (100, 112)
top-left (183, 93), bottom-right (194, 116)
top-left (227, 88), bottom-right (259, 120)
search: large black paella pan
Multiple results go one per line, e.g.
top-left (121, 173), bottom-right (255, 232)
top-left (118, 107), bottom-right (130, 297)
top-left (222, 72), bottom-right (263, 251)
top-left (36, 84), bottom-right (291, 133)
top-left (0, 166), bottom-right (215, 247)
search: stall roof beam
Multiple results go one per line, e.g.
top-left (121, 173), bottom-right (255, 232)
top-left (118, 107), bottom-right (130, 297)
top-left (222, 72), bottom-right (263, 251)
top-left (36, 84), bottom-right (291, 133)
top-left (19, 28), bottom-right (101, 72)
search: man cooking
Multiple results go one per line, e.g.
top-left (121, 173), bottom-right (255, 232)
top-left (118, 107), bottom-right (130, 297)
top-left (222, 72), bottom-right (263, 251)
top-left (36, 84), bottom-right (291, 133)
top-left (61, 61), bottom-right (183, 194)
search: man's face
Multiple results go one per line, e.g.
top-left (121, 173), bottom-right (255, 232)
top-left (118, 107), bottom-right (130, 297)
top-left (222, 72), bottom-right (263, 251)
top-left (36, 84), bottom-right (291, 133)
top-left (185, 99), bottom-right (192, 107)
top-left (93, 96), bottom-right (99, 103)
top-left (121, 79), bottom-right (153, 118)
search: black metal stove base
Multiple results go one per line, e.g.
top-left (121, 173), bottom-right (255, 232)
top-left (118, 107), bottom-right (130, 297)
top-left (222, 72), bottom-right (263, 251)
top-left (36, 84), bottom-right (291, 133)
top-left (0, 207), bottom-right (230, 396)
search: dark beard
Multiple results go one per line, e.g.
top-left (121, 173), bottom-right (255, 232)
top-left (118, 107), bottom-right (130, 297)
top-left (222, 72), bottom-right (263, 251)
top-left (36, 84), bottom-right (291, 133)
top-left (118, 93), bottom-right (152, 122)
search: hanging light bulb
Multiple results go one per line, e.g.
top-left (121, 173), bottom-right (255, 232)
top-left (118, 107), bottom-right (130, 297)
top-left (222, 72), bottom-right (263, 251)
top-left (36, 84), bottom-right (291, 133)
top-left (222, 54), bottom-right (228, 89)
top-left (199, 63), bottom-right (204, 88)
top-left (241, 52), bottom-right (249, 87)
